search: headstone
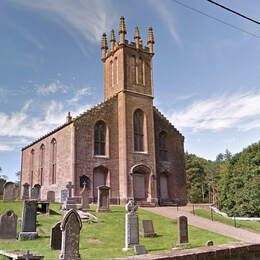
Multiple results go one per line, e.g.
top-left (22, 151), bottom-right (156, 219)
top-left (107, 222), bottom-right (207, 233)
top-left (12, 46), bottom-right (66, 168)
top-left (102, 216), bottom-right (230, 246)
top-left (47, 191), bottom-right (55, 202)
top-left (50, 221), bottom-right (62, 250)
top-left (80, 182), bottom-right (90, 211)
top-left (31, 184), bottom-right (41, 200)
top-left (177, 215), bottom-right (189, 245)
top-left (0, 178), bottom-right (6, 196)
top-left (206, 240), bottom-right (214, 246)
top-left (123, 199), bottom-right (140, 251)
top-left (63, 196), bottom-right (81, 210)
top-left (61, 189), bottom-right (68, 203)
top-left (18, 200), bottom-right (38, 240)
top-left (140, 220), bottom-right (157, 237)
top-left (22, 183), bottom-right (30, 200)
top-left (0, 250), bottom-right (44, 260)
top-left (3, 182), bottom-right (16, 202)
top-left (66, 182), bottom-right (74, 198)
top-left (0, 210), bottom-right (17, 239)
top-left (134, 245), bottom-right (147, 255)
top-left (14, 185), bottom-right (20, 199)
top-left (96, 185), bottom-right (110, 212)
top-left (59, 209), bottom-right (82, 260)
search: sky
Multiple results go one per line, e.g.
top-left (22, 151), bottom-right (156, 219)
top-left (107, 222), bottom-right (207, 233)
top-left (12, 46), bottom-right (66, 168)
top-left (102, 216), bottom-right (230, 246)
top-left (0, 0), bottom-right (259, 181)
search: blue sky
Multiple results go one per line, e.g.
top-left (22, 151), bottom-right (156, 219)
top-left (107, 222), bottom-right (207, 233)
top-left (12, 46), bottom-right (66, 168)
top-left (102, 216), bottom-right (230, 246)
top-left (0, 0), bottom-right (259, 181)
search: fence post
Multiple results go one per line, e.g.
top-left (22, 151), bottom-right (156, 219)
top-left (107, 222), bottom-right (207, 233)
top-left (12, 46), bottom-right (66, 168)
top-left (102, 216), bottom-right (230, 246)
top-left (211, 208), bottom-right (214, 221)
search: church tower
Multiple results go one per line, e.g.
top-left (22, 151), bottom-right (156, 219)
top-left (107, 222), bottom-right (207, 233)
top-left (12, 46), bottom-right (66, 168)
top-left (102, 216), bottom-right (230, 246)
top-left (101, 17), bottom-right (158, 204)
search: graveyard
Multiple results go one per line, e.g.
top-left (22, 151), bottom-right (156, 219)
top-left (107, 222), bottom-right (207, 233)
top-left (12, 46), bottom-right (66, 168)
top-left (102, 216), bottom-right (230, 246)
top-left (0, 200), bottom-right (235, 259)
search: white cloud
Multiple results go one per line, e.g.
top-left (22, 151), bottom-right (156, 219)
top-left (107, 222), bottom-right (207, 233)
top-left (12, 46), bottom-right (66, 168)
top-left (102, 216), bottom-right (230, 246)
top-left (15, 0), bottom-right (118, 45)
top-left (170, 91), bottom-right (260, 131)
top-left (67, 87), bottom-right (92, 104)
top-left (0, 144), bottom-right (14, 152)
top-left (36, 80), bottom-right (68, 96)
top-left (148, 0), bottom-right (181, 44)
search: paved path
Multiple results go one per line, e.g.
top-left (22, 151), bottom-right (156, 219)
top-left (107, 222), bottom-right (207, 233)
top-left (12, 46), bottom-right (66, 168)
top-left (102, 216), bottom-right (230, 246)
top-left (143, 206), bottom-right (260, 243)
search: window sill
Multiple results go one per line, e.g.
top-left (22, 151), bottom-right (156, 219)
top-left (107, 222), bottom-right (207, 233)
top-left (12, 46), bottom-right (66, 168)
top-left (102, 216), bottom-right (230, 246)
top-left (133, 151), bottom-right (148, 155)
top-left (93, 155), bottom-right (110, 159)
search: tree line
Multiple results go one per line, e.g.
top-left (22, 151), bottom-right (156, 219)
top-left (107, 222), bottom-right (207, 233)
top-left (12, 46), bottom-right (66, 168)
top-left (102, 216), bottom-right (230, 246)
top-left (185, 141), bottom-right (260, 217)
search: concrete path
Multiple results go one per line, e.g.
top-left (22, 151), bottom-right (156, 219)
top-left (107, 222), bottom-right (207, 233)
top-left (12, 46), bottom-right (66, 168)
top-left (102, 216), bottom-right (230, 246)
top-left (143, 206), bottom-right (260, 243)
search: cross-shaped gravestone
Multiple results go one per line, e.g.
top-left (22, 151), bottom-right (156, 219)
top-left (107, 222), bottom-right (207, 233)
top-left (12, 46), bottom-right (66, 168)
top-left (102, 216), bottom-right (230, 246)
top-left (66, 182), bottom-right (74, 198)
top-left (80, 182), bottom-right (90, 211)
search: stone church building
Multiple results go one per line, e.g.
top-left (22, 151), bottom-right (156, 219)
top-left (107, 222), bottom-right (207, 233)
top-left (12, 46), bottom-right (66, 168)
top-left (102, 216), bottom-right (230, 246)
top-left (20, 17), bottom-right (187, 206)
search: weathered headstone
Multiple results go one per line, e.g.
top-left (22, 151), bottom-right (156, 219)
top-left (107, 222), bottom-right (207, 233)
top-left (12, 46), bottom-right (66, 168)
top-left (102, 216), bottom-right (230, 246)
top-left (22, 183), bottom-right (30, 200)
top-left (61, 189), bottom-right (68, 203)
top-left (31, 184), bottom-right (41, 200)
top-left (123, 199), bottom-right (140, 251)
top-left (59, 209), bottom-right (82, 260)
top-left (177, 215), bottom-right (189, 245)
top-left (0, 178), bottom-right (6, 197)
top-left (3, 182), bottom-right (16, 202)
top-left (14, 185), bottom-right (20, 199)
top-left (66, 182), bottom-right (74, 198)
top-left (50, 221), bottom-right (62, 250)
top-left (0, 210), bottom-right (17, 239)
top-left (80, 182), bottom-right (90, 211)
top-left (47, 191), bottom-right (55, 202)
top-left (96, 185), bottom-right (110, 212)
top-left (140, 220), bottom-right (156, 237)
top-left (206, 240), bottom-right (214, 246)
top-left (18, 200), bottom-right (38, 240)
top-left (134, 245), bottom-right (147, 255)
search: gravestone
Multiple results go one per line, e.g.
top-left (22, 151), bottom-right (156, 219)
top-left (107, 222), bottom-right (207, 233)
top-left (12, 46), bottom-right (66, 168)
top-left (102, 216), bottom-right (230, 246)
top-left (140, 220), bottom-right (156, 237)
top-left (47, 191), bottom-right (55, 202)
top-left (31, 184), bottom-right (41, 200)
top-left (80, 182), bottom-right (90, 211)
top-left (0, 210), bottom-right (17, 239)
top-left (3, 182), bottom-right (16, 202)
top-left (50, 221), bottom-right (62, 250)
top-left (206, 240), bottom-right (214, 246)
top-left (96, 185), bottom-right (110, 212)
top-left (66, 182), bottom-right (74, 198)
top-left (134, 245), bottom-right (147, 255)
top-left (18, 200), bottom-right (38, 240)
top-left (177, 215), bottom-right (189, 245)
top-left (59, 209), bottom-right (82, 260)
top-left (61, 189), bottom-right (68, 203)
top-left (0, 178), bottom-right (6, 196)
top-left (123, 199), bottom-right (140, 251)
top-left (14, 185), bottom-right (20, 199)
top-left (22, 183), bottom-right (30, 200)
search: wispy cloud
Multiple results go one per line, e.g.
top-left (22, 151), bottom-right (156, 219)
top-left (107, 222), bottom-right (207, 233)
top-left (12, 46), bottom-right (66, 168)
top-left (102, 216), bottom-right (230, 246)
top-left (148, 0), bottom-right (181, 44)
top-left (15, 0), bottom-right (118, 45)
top-left (67, 87), bottom-right (92, 104)
top-left (36, 80), bottom-right (68, 96)
top-left (170, 91), bottom-right (260, 131)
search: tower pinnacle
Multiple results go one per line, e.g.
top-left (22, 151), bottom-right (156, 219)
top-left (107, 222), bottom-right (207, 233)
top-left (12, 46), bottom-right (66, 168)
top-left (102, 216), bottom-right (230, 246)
top-left (101, 33), bottom-right (108, 60)
top-left (119, 16), bottom-right (127, 44)
top-left (110, 29), bottom-right (116, 50)
top-left (147, 27), bottom-right (154, 54)
top-left (134, 26), bottom-right (141, 49)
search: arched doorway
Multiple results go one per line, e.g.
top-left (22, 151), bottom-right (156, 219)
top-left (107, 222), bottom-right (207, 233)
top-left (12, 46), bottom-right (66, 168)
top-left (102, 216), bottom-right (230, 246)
top-left (93, 166), bottom-right (108, 202)
top-left (131, 164), bottom-right (150, 201)
top-left (159, 172), bottom-right (169, 200)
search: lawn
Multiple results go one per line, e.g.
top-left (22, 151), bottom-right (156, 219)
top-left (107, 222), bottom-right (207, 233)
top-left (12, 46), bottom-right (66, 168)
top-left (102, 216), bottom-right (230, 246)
top-left (194, 209), bottom-right (260, 233)
top-left (0, 201), bottom-right (235, 260)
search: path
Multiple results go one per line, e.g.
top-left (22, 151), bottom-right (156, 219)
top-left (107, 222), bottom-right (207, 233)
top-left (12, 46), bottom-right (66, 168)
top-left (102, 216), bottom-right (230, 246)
top-left (143, 206), bottom-right (260, 243)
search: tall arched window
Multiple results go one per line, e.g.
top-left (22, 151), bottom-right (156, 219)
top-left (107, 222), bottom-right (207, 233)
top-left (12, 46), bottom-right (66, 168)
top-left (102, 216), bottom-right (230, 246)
top-left (94, 121), bottom-right (106, 155)
top-left (159, 131), bottom-right (168, 161)
top-left (115, 57), bottom-right (118, 85)
top-left (130, 56), bottom-right (136, 84)
top-left (51, 139), bottom-right (57, 184)
top-left (134, 109), bottom-right (144, 151)
top-left (138, 58), bottom-right (143, 84)
top-left (30, 149), bottom-right (35, 186)
top-left (40, 144), bottom-right (45, 185)
top-left (110, 60), bottom-right (114, 87)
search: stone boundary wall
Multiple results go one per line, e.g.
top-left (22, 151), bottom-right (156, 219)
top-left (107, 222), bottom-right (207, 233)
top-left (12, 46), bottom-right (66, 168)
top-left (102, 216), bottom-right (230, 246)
top-left (115, 243), bottom-right (260, 260)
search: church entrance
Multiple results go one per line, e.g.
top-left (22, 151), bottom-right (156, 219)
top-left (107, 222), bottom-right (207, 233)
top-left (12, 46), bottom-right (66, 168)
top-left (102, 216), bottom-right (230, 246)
top-left (159, 173), bottom-right (169, 199)
top-left (133, 173), bottom-right (146, 200)
top-left (93, 166), bottom-right (107, 202)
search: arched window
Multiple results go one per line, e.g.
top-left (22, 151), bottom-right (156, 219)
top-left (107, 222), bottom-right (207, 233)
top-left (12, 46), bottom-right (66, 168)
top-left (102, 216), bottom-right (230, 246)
top-left (115, 57), bottom-right (118, 85)
top-left (40, 144), bottom-right (45, 185)
top-left (51, 139), bottom-right (57, 184)
top-left (138, 58), bottom-right (143, 84)
top-left (94, 121), bottom-right (106, 155)
top-left (130, 56), bottom-right (136, 84)
top-left (159, 131), bottom-right (167, 161)
top-left (110, 60), bottom-right (114, 87)
top-left (30, 149), bottom-right (35, 186)
top-left (133, 109), bottom-right (144, 151)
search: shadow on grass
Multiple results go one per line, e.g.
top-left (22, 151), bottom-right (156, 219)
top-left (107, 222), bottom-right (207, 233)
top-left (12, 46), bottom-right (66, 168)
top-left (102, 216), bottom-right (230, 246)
top-left (49, 209), bottom-right (61, 215)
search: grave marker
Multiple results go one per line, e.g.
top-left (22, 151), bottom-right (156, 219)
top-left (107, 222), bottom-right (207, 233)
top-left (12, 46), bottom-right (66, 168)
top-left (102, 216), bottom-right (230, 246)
top-left (50, 221), bottom-right (62, 250)
top-left (47, 191), bottom-right (55, 202)
top-left (80, 182), bottom-right (90, 211)
top-left (0, 210), bottom-right (17, 239)
top-left (177, 215), bottom-right (189, 245)
top-left (140, 220), bottom-right (156, 237)
top-left (96, 185), bottom-right (110, 212)
top-left (22, 183), bottom-right (30, 200)
top-left (3, 182), bottom-right (16, 202)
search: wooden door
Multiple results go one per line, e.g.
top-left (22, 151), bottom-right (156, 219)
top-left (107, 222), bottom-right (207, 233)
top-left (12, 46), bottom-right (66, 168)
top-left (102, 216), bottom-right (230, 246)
top-left (133, 174), bottom-right (146, 200)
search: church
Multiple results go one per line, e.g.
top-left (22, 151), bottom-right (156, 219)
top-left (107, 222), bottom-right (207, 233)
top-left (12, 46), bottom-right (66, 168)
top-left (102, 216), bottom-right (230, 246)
top-left (20, 17), bottom-right (187, 206)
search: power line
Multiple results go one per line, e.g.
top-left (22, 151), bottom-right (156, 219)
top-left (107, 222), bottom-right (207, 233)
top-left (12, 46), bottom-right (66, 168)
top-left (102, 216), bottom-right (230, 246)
top-left (171, 0), bottom-right (260, 39)
top-left (206, 0), bottom-right (260, 25)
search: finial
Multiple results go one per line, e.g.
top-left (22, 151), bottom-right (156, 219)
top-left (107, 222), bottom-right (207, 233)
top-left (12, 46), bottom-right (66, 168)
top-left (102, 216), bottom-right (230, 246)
top-left (110, 29), bottom-right (116, 50)
top-left (147, 27), bottom-right (154, 54)
top-left (134, 26), bottom-right (141, 39)
top-left (66, 112), bottom-right (72, 123)
top-left (119, 16), bottom-right (127, 44)
top-left (101, 33), bottom-right (108, 61)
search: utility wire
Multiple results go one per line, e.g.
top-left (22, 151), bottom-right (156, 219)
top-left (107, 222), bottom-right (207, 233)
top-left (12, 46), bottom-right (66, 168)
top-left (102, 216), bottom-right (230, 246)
top-left (206, 0), bottom-right (260, 25)
top-left (171, 0), bottom-right (260, 39)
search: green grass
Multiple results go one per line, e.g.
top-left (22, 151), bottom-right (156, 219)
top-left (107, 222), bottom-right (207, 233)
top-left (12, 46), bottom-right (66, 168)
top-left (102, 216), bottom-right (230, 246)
top-left (0, 201), bottom-right (235, 260)
top-left (194, 209), bottom-right (260, 233)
